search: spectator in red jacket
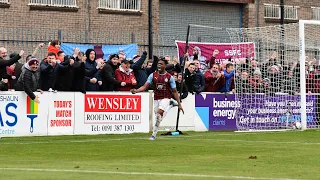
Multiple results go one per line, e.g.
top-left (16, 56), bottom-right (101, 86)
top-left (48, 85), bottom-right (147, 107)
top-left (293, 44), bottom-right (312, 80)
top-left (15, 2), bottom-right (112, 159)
top-left (204, 63), bottom-right (225, 92)
top-left (6, 63), bottom-right (17, 89)
top-left (205, 49), bottom-right (219, 69)
top-left (115, 59), bottom-right (137, 91)
top-left (48, 40), bottom-right (63, 62)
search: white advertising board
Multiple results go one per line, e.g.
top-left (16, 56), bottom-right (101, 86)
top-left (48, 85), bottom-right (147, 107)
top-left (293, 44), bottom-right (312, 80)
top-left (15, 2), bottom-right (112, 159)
top-left (0, 91), bottom-right (48, 137)
top-left (47, 92), bottom-right (75, 135)
top-left (153, 95), bottom-right (207, 132)
top-left (74, 92), bottom-right (150, 135)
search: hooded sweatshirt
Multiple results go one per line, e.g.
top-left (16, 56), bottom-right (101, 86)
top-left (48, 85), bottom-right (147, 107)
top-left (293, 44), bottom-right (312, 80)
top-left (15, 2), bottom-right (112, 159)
top-left (84, 49), bottom-right (100, 91)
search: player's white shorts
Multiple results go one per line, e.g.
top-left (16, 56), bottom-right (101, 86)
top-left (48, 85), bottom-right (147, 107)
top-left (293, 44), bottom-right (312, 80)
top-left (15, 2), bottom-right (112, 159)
top-left (154, 98), bottom-right (171, 117)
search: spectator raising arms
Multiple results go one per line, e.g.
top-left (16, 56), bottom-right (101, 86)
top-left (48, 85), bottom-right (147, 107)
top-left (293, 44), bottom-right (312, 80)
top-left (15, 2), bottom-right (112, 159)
top-left (164, 56), bottom-right (181, 74)
top-left (204, 63), bottom-right (225, 92)
top-left (205, 49), bottom-right (219, 69)
top-left (0, 47), bottom-right (24, 91)
top-left (71, 51), bottom-right (103, 93)
top-left (220, 63), bottom-right (235, 93)
top-left (9, 53), bottom-right (24, 89)
top-left (130, 51), bottom-right (158, 89)
top-left (54, 55), bottom-right (76, 91)
top-left (40, 52), bottom-right (59, 91)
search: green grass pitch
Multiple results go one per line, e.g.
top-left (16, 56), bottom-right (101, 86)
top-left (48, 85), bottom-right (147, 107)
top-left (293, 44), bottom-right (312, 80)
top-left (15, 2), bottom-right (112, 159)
top-left (0, 131), bottom-right (320, 180)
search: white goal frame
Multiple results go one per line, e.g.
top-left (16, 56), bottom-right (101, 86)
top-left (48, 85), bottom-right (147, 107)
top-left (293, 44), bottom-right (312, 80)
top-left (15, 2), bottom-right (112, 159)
top-left (232, 20), bottom-right (320, 132)
top-left (299, 20), bottom-right (320, 130)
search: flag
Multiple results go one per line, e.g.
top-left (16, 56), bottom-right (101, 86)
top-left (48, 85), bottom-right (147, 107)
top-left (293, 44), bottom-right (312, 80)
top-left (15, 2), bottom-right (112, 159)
top-left (61, 43), bottom-right (138, 60)
top-left (175, 41), bottom-right (255, 64)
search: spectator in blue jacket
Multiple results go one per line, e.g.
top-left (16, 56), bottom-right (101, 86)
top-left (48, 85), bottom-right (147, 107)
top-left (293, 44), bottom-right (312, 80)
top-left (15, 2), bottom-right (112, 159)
top-left (130, 51), bottom-right (158, 89)
top-left (220, 63), bottom-right (235, 93)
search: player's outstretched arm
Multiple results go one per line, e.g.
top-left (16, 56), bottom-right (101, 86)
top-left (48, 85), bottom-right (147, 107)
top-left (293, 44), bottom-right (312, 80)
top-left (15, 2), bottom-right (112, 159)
top-left (131, 73), bottom-right (154, 94)
top-left (130, 82), bottom-right (150, 94)
top-left (172, 88), bottom-right (184, 114)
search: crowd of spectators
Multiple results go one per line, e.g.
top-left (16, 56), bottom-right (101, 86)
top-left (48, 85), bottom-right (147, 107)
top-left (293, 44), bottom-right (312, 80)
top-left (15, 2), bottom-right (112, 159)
top-left (0, 40), bottom-right (319, 104)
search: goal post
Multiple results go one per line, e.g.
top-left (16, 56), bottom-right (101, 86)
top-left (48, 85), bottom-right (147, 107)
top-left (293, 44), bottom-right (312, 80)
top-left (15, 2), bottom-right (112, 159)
top-left (172, 21), bottom-right (320, 132)
top-left (299, 20), bottom-right (320, 130)
top-left (299, 20), bottom-right (307, 130)
top-left (226, 20), bottom-right (320, 132)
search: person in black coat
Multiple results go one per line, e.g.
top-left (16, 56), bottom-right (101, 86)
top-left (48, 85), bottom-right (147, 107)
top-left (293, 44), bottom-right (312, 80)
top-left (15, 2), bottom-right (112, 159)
top-left (8, 53), bottom-right (23, 89)
top-left (15, 57), bottom-right (42, 104)
top-left (40, 52), bottom-right (73, 91)
top-left (54, 55), bottom-right (76, 91)
top-left (0, 48), bottom-right (24, 91)
top-left (169, 72), bottom-right (189, 107)
top-left (71, 51), bottom-right (103, 93)
top-left (100, 54), bottom-right (125, 91)
top-left (0, 81), bottom-right (4, 90)
top-left (174, 72), bottom-right (188, 99)
top-left (184, 63), bottom-right (196, 93)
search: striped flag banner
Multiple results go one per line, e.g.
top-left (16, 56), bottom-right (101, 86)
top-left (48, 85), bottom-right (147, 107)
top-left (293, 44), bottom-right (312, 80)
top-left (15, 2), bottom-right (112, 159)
top-left (26, 96), bottom-right (38, 114)
top-left (60, 43), bottom-right (138, 60)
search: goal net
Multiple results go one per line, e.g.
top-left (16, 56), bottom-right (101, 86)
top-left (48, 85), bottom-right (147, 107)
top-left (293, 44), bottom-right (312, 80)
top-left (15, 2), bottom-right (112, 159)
top-left (227, 20), bottom-right (320, 131)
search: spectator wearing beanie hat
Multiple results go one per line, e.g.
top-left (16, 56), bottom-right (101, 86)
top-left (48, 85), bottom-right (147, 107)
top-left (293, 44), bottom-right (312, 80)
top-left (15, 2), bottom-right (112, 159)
top-left (249, 69), bottom-right (263, 93)
top-left (15, 57), bottom-right (42, 104)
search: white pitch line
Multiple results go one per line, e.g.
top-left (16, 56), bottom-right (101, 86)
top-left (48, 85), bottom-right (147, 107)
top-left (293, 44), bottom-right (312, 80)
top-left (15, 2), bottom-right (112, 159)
top-left (0, 167), bottom-right (303, 180)
top-left (192, 139), bottom-right (320, 145)
top-left (0, 133), bottom-right (244, 145)
top-left (0, 137), bottom-right (147, 145)
top-left (1, 134), bottom-right (320, 146)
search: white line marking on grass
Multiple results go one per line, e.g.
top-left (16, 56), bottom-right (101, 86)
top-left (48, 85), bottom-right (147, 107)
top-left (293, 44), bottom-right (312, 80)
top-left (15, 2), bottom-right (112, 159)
top-left (193, 139), bottom-right (320, 145)
top-left (0, 137), bottom-right (147, 145)
top-left (1, 133), bottom-right (317, 146)
top-left (0, 134), bottom-right (247, 145)
top-left (0, 167), bottom-right (303, 180)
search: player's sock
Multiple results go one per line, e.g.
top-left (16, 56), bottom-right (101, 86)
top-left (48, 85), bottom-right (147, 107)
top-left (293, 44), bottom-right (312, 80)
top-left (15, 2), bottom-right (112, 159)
top-left (152, 114), bottom-right (162, 137)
